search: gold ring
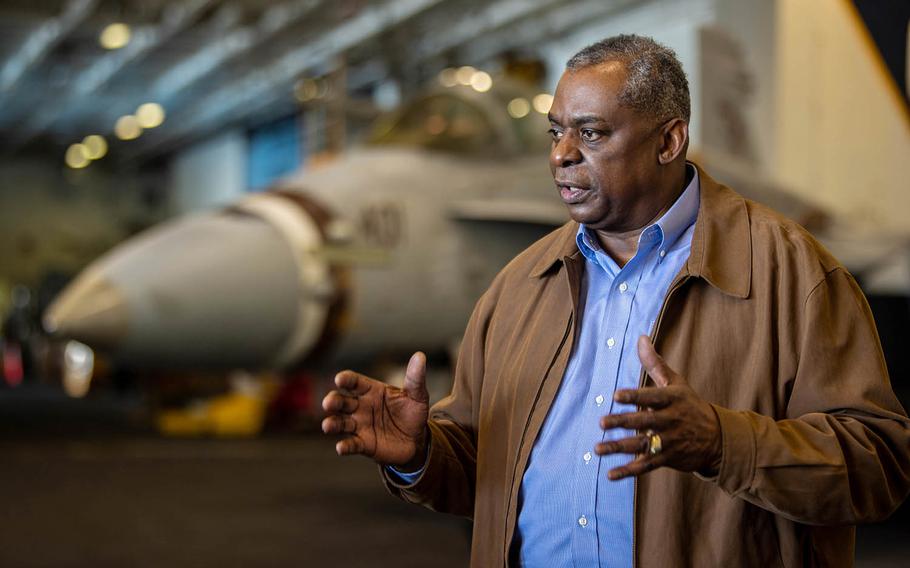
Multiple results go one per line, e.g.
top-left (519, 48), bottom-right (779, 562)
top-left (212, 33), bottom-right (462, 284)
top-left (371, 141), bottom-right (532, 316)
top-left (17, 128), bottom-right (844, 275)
top-left (646, 429), bottom-right (662, 456)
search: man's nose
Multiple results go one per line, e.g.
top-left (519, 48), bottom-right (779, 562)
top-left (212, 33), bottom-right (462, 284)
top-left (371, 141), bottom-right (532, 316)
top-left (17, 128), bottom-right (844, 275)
top-left (549, 133), bottom-right (582, 168)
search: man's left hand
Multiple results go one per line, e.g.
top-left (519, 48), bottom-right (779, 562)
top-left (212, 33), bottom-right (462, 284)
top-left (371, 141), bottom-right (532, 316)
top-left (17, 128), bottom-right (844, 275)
top-left (595, 335), bottom-right (723, 481)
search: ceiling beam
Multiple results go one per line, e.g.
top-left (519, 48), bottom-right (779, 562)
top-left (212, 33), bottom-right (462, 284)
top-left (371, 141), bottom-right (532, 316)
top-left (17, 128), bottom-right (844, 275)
top-left (131, 0), bottom-right (447, 158)
top-left (131, 0), bottom-right (570, 158)
top-left (411, 0), bottom-right (564, 61)
top-left (460, 0), bottom-right (644, 65)
top-left (9, 0), bottom-right (216, 150)
top-left (75, 0), bottom-right (216, 97)
top-left (150, 0), bottom-right (323, 102)
top-left (0, 0), bottom-right (98, 93)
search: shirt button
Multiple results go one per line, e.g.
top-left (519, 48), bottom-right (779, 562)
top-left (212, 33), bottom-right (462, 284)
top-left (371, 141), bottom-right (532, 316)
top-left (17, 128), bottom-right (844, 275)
top-left (595, 395), bottom-right (604, 406)
top-left (578, 515), bottom-right (588, 527)
top-left (619, 282), bottom-right (628, 293)
top-left (607, 337), bottom-right (615, 348)
top-left (659, 250), bottom-right (667, 258)
top-left (583, 452), bottom-right (592, 463)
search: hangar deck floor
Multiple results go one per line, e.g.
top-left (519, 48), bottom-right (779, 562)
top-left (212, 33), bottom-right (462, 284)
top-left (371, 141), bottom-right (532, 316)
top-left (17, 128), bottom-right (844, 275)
top-left (0, 384), bottom-right (471, 568)
top-left (0, 435), bottom-right (472, 567)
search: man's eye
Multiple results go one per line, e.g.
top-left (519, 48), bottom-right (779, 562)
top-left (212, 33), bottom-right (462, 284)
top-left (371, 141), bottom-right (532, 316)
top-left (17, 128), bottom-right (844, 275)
top-left (547, 128), bottom-right (563, 141)
top-left (581, 129), bottom-right (601, 142)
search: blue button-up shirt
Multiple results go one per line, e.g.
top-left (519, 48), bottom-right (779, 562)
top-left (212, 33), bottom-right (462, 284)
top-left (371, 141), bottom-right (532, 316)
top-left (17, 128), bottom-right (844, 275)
top-left (514, 166), bottom-right (700, 567)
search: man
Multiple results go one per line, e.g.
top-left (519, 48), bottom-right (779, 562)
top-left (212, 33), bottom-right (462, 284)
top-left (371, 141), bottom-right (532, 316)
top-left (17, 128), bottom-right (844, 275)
top-left (322, 35), bottom-right (910, 566)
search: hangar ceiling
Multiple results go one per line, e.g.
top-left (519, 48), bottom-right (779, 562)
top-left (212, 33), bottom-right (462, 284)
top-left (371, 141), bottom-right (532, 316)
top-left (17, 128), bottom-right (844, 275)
top-left (0, 0), bottom-right (640, 163)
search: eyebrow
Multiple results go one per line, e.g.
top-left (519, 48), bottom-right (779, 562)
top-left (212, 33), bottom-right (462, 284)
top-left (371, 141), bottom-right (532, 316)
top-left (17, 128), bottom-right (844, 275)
top-left (548, 113), bottom-right (605, 127)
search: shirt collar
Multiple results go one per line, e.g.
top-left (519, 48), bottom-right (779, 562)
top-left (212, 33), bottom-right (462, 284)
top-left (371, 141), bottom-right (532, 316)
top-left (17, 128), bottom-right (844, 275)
top-left (574, 163), bottom-right (700, 264)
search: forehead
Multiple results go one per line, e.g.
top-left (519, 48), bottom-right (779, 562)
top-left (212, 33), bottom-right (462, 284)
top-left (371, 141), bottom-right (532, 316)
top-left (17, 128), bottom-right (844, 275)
top-left (552, 61), bottom-right (629, 118)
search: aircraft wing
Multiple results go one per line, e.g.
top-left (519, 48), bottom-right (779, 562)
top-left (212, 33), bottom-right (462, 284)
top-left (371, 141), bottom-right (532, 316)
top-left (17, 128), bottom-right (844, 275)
top-left (448, 199), bottom-right (568, 227)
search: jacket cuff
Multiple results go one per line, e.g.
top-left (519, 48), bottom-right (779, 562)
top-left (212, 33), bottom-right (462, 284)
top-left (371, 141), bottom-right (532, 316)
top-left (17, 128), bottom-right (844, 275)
top-left (383, 438), bottom-right (432, 488)
top-left (705, 404), bottom-right (757, 495)
top-left (381, 421), bottom-right (444, 494)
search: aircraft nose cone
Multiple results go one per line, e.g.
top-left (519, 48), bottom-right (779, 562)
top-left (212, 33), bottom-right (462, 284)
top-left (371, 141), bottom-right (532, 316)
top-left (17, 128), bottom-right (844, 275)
top-left (44, 270), bottom-right (128, 350)
top-left (43, 202), bottom-right (323, 369)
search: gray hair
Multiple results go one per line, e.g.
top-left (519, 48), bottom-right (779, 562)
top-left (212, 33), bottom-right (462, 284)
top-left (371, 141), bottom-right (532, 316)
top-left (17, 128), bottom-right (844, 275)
top-left (566, 34), bottom-right (690, 123)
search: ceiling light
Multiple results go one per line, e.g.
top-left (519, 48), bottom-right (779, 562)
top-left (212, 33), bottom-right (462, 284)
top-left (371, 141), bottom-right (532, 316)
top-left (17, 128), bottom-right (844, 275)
top-left (114, 115), bottom-right (142, 140)
top-left (82, 135), bottom-right (107, 160)
top-left (99, 23), bottom-right (131, 50)
top-left (532, 93), bottom-right (553, 114)
top-left (294, 78), bottom-right (319, 102)
top-left (65, 144), bottom-right (90, 169)
top-left (455, 66), bottom-right (475, 86)
top-left (507, 98), bottom-right (530, 119)
top-left (437, 68), bottom-right (457, 88)
top-left (469, 71), bottom-right (492, 93)
top-left (135, 103), bottom-right (165, 128)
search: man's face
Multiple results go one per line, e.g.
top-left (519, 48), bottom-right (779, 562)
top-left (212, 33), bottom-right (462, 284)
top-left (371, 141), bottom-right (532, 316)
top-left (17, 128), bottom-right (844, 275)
top-left (548, 61), bottom-right (667, 233)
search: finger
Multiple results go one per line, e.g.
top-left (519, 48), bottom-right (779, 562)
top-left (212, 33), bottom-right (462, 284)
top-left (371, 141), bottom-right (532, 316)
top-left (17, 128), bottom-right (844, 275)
top-left (637, 335), bottom-right (681, 387)
top-left (335, 437), bottom-right (364, 456)
top-left (321, 414), bottom-right (356, 435)
top-left (608, 453), bottom-right (668, 481)
top-left (334, 370), bottom-right (372, 395)
top-left (613, 387), bottom-right (673, 408)
top-left (403, 351), bottom-right (429, 404)
top-left (322, 391), bottom-right (359, 414)
top-left (595, 434), bottom-right (650, 456)
top-left (600, 411), bottom-right (665, 431)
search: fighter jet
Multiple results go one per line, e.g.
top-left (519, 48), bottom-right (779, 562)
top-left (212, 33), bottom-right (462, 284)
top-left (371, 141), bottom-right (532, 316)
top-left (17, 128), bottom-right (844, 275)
top-left (45, 77), bottom-right (568, 372)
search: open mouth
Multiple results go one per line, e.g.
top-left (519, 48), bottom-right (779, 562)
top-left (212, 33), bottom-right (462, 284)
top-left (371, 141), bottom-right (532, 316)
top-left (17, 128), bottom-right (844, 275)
top-left (556, 183), bottom-right (590, 203)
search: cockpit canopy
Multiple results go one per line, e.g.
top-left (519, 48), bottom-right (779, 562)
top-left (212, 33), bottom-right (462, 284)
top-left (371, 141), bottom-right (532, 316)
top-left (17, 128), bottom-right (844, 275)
top-left (367, 78), bottom-right (551, 158)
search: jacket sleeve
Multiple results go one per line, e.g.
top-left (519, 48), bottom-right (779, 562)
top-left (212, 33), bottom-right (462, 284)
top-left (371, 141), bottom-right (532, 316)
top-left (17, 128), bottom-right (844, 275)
top-left (710, 267), bottom-right (910, 524)
top-left (380, 287), bottom-right (496, 519)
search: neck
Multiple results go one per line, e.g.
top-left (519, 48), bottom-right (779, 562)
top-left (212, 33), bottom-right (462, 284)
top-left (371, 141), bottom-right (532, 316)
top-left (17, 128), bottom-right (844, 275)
top-left (593, 163), bottom-right (691, 267)
top-left (593, 226), bottom-right (649, 267)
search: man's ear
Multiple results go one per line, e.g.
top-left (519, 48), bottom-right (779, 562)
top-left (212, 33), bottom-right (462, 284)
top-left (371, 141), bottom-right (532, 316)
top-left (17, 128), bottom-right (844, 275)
top-left (657, 118), bottom-right (688, 165)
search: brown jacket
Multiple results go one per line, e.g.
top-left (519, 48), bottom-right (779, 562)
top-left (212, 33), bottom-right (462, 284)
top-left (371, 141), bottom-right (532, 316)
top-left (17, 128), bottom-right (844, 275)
top-left (384, 166), bottom-right (910, 567)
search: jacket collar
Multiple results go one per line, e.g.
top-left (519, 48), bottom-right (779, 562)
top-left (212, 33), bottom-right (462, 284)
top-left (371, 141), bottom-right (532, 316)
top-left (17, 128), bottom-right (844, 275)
top-left (685, 163), bottom-right (752, 298)
top-left (529, 161), bottom-right (752, 299)
top-left (529, 222), bottom-right (583, 278)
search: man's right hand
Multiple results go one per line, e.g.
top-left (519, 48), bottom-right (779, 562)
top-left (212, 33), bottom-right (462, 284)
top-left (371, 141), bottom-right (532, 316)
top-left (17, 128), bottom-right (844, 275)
top-left (321, 351), bottom-right (430, 470)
